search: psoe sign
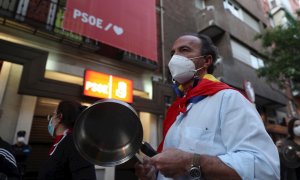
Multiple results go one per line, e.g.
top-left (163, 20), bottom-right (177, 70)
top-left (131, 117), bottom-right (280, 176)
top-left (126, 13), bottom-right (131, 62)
top-left (83, 70), bottom-right (133, 103)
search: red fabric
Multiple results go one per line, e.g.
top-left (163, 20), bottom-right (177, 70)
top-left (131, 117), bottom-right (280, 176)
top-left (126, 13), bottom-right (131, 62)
top-left (64, 0), bottom-right (157, 61)
top-left (48, 129), bottom-right (72, 156)
top-left (157, 78), bottom-right (234, 152)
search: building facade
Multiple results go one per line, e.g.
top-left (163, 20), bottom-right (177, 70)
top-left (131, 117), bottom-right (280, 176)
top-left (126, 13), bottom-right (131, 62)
top-left (261, 0), bottom-right (300, 26)
top-left (0, 0), bottom-right (173, 179)
top-left (161, 0), bottom-right (287, 137)
top-left (259, 0), bottom-right (300, 121)
top-left (0, 0), bottom-right (291, 179)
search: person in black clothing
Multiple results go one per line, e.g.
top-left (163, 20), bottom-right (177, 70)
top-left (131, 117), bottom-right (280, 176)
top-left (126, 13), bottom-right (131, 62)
top-left (276, 117), bottom-right (300, 180)
top-left (38, 100), bottom-right (96, 180)
top-left (0, 136), bottom-right (20, 180)
top-left (12, 130), bottom-right (31, 179)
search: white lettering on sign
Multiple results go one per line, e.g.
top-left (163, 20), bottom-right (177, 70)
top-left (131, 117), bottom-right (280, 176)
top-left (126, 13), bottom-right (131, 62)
top-left (85, 80), bottom-right (129, 99)
top-left (73, 9), bottom-right (124, 35)
top-left (116, 82), bottom-right (127, 98)
top-left (85, 81), bottom-right (109, 94)
top-left (104, 23), bottom-right (112, 31)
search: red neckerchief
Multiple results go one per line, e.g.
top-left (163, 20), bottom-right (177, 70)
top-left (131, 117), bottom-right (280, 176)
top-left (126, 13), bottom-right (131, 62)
top-left (157, 74), bottom-right (235, 152)
top-left (48, 129), bottom-right (72, 156)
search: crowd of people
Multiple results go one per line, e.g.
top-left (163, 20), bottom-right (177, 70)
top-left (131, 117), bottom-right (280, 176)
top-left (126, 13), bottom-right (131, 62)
top-left (0, 34), bottom-right (300, 180)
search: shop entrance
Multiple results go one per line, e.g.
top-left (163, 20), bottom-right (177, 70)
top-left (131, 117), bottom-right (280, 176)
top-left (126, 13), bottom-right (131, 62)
top-left (26, 98), bottom-right (60, 178)
top-left (0, 39), bottom-right (164, 180)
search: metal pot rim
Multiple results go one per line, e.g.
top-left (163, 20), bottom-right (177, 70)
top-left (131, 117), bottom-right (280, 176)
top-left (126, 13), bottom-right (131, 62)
top-left (73, 99), bottom-right (143, 166)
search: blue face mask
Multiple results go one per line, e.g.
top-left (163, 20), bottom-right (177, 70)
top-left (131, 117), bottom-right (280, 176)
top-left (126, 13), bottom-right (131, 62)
top-left (48, 118), bottom-right (55, 137)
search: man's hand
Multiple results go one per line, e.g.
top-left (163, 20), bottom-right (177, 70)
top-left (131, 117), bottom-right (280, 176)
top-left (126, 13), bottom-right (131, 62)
top-left (135, 156), bottom-right (157, 180)
top-left (150, 148), bottom-right (192, 178)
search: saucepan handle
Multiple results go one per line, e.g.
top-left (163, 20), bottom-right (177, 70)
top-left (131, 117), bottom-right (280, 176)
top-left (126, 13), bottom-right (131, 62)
top-left (135, 141), bottom-right (158, 163)
top-left (140, 141), bottom-right (157, 157)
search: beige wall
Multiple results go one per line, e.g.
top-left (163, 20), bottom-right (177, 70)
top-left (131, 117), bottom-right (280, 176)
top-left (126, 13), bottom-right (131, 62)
top-left (0, 63), bottom-right (23, 143)
top-left (140, 112), bottom-right (158, 149)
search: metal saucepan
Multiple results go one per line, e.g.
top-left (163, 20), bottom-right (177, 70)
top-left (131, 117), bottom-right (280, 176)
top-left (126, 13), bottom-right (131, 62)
top-left (73, 99), bottom-right (157, 166)
top-left (279, 140), bottom-right (300, 169)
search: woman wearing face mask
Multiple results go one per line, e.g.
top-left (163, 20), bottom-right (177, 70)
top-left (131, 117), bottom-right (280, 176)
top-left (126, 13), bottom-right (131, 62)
top-left (276, 117), bottom-right (300, 180)
top-left (38, 100), bottom-right (96, 180)
top-left (12, 131), bottom-right (32, 179)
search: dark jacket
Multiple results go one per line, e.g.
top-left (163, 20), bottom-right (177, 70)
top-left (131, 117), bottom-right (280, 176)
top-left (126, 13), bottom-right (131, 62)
top-left (0, 137), bottom-right (20, 180)
top-left (12, 143), bottom-right (31, 176)
top-left (38, 134), bottom-right (96, 180)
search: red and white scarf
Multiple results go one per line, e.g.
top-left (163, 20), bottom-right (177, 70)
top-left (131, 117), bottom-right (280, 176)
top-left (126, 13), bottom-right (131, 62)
top-left (157, 74), bottom-right (236, 152)
top-left (48, 129), bottom-right (72, 156)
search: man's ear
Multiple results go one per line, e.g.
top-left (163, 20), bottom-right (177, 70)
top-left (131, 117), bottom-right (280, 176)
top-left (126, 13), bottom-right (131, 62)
top-left (204, 55), bottom-right (213, 68)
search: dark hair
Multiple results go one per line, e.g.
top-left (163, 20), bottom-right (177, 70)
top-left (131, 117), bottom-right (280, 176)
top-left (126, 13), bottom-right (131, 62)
top-left (287, 117), bottom-right (300, 140)
top-left (184, 33), bottom-right (219, 74)
top-left (56, 100), bottom-right (86, 129)
top-left (17, 131), bottom-right (26, 137)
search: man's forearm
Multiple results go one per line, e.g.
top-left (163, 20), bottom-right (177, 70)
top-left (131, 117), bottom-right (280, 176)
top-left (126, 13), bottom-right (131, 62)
top-left (199, 154), bottom-right (241, 180)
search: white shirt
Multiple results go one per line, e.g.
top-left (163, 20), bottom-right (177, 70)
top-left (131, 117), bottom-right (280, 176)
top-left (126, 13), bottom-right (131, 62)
top-left (157, 89), bottom-right (280, 180)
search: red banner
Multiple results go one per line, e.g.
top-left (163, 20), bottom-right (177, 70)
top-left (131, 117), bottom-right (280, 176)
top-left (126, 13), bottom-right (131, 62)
top-left (64, 0), bottom-right (157, 62)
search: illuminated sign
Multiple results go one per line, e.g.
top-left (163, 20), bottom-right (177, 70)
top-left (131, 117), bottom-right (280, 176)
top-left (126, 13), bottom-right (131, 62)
top-left (83, 70), bottom-right (133, 103)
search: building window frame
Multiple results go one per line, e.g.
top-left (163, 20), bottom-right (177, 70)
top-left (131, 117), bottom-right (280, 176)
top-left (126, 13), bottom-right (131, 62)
top-left (223, 0), bottom-right (261, 32)
top-left (230, 39), bottom-right (265, 69)
top-left (223, 0), bottom-right (243, 20)
top-left (195, 0), bottom-right (206, 10)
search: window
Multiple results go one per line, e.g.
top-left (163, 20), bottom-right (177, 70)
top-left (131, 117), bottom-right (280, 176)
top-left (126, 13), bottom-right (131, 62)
top-left (258, 59), bottom-right (264, 68)
top-left (224, 0), bottom-right (260, 32)
top-left (230, 39), bottom-right (265, 69)
top-left (230, 39), bottom-right (251, 65)
top-left (250, 54), bottom-right (264, 69)
top-left (242, 11), bottom-right (261, 32)
top-left (195, 0), bottom-right (205, 10)
top-left (269, 0), bottom-right (278, 9)
top-left (223, 0), bottom-right (243, 20)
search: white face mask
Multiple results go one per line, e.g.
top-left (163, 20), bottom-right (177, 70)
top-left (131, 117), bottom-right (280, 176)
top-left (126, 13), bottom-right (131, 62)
top-left (293, 126), bottom-right (300, 136)
top-left (168, 55), bottom-right (204, 84)
top-left (17, 137), bottom-right (25, 143)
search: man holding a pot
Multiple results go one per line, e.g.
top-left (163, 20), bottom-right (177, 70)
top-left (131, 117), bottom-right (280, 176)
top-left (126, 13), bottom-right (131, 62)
top-left (135, 34), bottom-right (280, 180)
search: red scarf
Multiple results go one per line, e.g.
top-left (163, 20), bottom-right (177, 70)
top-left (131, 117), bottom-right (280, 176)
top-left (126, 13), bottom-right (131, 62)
top-left (48, 129), bottom-right (72, 156)
top-left (157, 74), bottom-right (234, 152)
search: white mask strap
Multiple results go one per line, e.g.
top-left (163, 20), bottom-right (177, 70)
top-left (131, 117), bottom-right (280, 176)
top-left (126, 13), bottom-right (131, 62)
top-left (189, 55), bottom-right (206, 60)
top-left (195, 66), bottom-right (205, 72)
